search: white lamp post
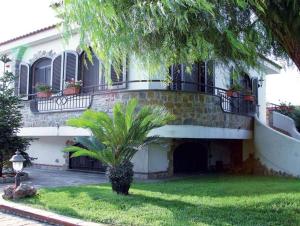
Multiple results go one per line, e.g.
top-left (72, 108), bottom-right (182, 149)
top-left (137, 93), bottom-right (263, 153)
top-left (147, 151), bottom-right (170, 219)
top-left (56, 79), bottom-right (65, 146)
top-left (9, 151), bottom-right (25, 188)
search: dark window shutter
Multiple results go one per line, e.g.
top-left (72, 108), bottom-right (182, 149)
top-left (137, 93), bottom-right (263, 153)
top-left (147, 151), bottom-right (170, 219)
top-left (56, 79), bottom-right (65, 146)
top-left (82, 52), bottom-right (100, 93)
top-left (199, 62), bottom-right (206, 92)
top-left (51, 54), bottom-right (63, 92)
top-left (111, 65), bottom-right (123, 83)
top-left (206, 61), bottom-right (214, 94)
top-left (252, 78), bottom-right (258, 102)
top-left (19, 63), bottom-right (29, 98)
top-left (111, 61), bottom-right (127, 89)
top-left (170, 64), bottom-right (182, 91)
top-left (64, 51), bottom-right (78, 82)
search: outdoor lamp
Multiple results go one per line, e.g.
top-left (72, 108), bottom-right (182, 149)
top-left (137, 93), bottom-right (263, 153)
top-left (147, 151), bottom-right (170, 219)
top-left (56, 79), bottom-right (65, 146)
top-left (9, 151), bottom-right (25, 187)
top-left (258, 78), bottom-right (265, 88)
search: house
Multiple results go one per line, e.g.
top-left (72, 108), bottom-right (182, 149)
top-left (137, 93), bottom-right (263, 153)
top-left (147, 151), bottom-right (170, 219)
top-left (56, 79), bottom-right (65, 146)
top-left (0, 25), bottom-right (282, 178)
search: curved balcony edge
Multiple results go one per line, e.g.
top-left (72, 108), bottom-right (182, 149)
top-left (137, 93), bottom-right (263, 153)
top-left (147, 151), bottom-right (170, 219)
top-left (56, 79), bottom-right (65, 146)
top-left (20, 89), bottom-right (254, 131)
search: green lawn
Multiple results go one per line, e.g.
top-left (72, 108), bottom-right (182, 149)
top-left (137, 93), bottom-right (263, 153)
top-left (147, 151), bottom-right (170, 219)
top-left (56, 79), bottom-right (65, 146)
top-left (18, 175), bottom-right (300, 226)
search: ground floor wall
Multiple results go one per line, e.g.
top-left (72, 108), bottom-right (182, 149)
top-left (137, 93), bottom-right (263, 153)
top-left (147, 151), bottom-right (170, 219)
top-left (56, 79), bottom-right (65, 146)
top-left (26, 136), bottom-right (253, 178)
top-left (28, 137), bottom-right (71, 169)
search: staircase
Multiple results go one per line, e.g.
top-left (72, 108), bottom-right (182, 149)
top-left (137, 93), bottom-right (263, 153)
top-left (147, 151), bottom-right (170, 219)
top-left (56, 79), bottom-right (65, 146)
top-left (266, 103), bottom-right (300, 139)
top-left (253, 104), bottom-right (300, 177)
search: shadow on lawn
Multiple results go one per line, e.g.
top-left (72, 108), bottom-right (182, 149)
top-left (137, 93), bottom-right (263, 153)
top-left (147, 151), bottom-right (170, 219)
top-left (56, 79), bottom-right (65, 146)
top-left (133, 175), bottom-right (300, 198)
top-left (25, 183), bottom-right (300, 226)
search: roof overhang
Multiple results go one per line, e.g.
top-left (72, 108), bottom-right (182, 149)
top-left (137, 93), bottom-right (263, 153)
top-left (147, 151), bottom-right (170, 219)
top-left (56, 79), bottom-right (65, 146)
top-left (258, 55), bottom-right (282, 74)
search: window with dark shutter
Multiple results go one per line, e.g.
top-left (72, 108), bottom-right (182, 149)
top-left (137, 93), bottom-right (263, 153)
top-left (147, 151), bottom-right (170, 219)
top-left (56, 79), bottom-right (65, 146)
top-left (51, 54), bottom-right (63, 92)
top-left (169, 61), bottom-right (214, 93)
top-left (252, 78), bottom-right (258, 102)
top-left (170, 64), bottom-right (182, 91)
top-left (64, 51), bottom-right (78, 83)
top-left (110, 61), bottom-right (127, 89)
top-left (206, 61), bottom-right (215, 94)
top-left (18, 63), bottom-right (30, 99)
top-left (81, 52), bottom-right (100, 93)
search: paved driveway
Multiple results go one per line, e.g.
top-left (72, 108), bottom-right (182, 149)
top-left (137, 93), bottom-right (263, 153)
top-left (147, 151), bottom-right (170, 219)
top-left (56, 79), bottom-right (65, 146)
top-left (1, 168), bottom-right (108, 190)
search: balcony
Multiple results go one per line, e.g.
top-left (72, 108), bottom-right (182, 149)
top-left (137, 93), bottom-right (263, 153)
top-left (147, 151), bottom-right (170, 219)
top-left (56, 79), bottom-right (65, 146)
top-left (20, 80), bottom-right (255, 130)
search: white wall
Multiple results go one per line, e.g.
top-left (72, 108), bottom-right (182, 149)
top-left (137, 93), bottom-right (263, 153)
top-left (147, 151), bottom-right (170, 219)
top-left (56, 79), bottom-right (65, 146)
top-left (28, 136), bottom-right (71, 166)
top-left (254, 116), bottom-right (300, 177)
top-left (247, 68), bottom-right (267, 123)
top-left (272, 111), bottom-right (300, 140)
top-left (148, 142), bottom-right (170, 173)
top-left (132, 140), bottom-right (170, 173)
top-left (132, 148), bottom-right (149, 173)
top-left (214, 62), bottom-right (231, 90)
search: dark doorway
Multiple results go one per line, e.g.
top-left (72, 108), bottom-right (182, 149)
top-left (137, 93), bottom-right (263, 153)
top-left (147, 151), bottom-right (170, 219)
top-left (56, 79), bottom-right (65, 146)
top-left (69, 154), bottom-right (106, 172)
top-left (173, 142), bottom-right (208, 173)
top-left (68, 143), bottom-right (106, 172)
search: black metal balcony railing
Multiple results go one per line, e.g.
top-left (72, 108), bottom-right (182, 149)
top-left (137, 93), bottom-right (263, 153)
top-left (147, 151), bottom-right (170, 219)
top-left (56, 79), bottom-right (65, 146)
top-left (29, 91), bottom-right (92, 113)
top-left (25, 80), bottom-right (256, 116)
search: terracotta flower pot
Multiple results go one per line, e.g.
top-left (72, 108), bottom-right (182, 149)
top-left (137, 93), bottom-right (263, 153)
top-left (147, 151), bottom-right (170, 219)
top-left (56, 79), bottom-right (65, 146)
top-left (226, 90), bottom-right (239, 97)
top-left (37, 91), bottom-right (52, 98)
top-left (63, 87), bottom-right (80, 95)
top-left (244, 95), bottom-right (255, 102)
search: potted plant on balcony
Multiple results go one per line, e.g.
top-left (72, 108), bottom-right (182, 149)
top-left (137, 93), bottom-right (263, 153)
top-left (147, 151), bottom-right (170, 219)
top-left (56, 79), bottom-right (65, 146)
top-left (243, 89), bottom-right (255, 102)
top-left (226, 83), bottom-right (242, 97)
top-left (36, 84), bottom-right (52, 98)
top-left (63, 79), bottom-right (82, 95)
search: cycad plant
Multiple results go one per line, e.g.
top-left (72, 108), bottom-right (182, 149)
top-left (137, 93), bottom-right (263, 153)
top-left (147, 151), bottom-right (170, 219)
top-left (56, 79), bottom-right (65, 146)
top-left (64, 98), bottom-right (175, 195)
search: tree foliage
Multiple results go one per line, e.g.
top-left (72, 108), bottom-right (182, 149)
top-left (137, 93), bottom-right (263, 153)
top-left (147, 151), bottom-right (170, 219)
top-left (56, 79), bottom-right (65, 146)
top-left (64, 98), bottom-right (174, 194)
top-left (53, 0), bottom-right (300, 75)
top-left (0, 55), bottom-right (32, 177)
top-left (64, 98), bottom-right (174, 166)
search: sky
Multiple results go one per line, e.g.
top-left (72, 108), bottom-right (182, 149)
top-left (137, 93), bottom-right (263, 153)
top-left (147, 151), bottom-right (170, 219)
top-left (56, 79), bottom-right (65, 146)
top-left (0, 0), bottom-right (299, 105)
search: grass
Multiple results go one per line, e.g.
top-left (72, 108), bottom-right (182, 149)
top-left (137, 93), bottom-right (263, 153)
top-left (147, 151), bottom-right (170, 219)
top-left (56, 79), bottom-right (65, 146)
top-left (17, 175), bottom-right (300, 226)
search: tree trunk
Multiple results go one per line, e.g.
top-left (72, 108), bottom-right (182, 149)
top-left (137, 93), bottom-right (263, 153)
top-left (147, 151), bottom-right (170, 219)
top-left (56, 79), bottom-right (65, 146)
top-left (107, 160), bottom-right (134, 195)
top-left (249, 2), bottom-right (300, 71)
top-left (289, 44), bottom-right (300, 71)
top-left (0, 152), bottom-right (3, 178)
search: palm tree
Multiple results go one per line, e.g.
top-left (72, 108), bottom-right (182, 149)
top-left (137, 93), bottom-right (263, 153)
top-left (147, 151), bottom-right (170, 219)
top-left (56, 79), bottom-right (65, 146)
top-left (64, 98), bottom-right (175, 195)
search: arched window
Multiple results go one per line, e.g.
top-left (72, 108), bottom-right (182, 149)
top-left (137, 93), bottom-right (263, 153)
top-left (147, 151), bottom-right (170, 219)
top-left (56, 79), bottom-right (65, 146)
top-left (32, 58), bottom-right (51, 93)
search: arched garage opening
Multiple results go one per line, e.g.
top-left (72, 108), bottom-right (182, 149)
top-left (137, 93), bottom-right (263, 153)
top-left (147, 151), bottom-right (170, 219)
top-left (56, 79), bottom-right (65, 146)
top-left (68, 143), bottom-right (106, 172)
top-left (173, 142), bottom-right (208, 174)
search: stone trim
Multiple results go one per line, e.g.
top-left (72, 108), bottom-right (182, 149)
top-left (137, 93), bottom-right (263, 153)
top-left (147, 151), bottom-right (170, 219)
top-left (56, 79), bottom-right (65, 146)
top-left (29, 50), bottom-right (56, 64)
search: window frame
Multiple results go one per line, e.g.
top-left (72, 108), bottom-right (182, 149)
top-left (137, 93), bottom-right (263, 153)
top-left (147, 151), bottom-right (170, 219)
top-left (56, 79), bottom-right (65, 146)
top-left (31, 57), bottom-right (52, 93)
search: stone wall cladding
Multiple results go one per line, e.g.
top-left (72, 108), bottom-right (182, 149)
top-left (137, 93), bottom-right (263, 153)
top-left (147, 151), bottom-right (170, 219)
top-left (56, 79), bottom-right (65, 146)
top-left (21, 90), bottom-right (253, 130)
